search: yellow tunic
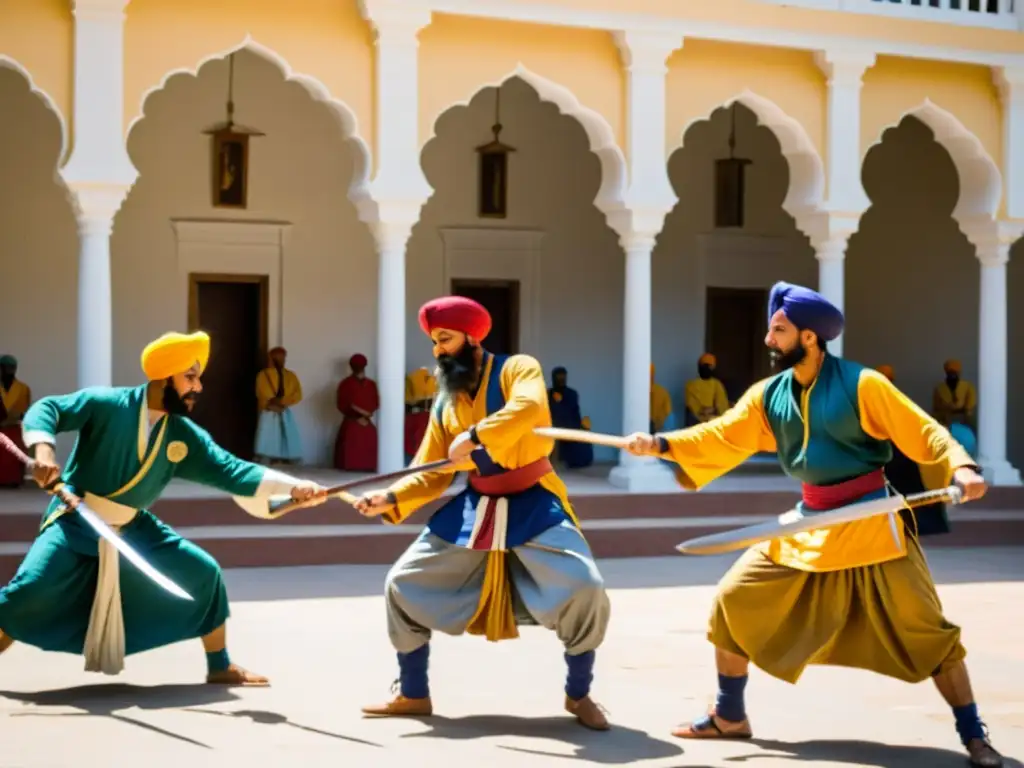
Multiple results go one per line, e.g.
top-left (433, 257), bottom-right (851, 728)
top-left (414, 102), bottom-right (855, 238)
top-left (932, 379), bottom-right (977, 425)
top-left (405, 368), bottom-right (437, 405)
top-left (0, 379), bottom-right (30, 423)
top-left (650, 382), bottom-right (673, 431)
top-left (661, 368), bottom-right (973, 572)
top-left (684, 377), bottom-right (729, 422)
top-left (384, 354), bottom-right (580, 642)
top-left (255, 367), bottom-right (303, 411)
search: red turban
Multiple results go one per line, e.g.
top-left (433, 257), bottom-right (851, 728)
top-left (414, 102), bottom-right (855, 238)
top-left (418, 296), bottom-right (492, 342)
top-left (350, 353), bottom-right (367, 371)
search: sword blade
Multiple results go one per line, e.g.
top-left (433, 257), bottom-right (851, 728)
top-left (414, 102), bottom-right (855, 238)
top-left (675, 486), bottom-right (962, 556)
top-left (75, 502), bottom-right (194, 601)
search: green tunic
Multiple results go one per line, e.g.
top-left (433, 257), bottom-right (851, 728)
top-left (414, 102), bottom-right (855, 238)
top-left (0, 385), bottom-right (270, 657)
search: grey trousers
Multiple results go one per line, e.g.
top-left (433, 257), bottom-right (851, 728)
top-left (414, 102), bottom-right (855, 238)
top-left (385, 519), bottom-right (610, 656)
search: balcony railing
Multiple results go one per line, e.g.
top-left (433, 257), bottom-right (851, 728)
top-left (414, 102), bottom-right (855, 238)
top-left (772, 0), bottom-right (1019, 30)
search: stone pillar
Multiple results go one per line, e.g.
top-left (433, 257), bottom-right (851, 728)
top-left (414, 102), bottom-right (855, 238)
top-left (994, 67), bottom-right (1024, 221)
top-left (607, 31), bottom-right (679, 491)
top-left (964, 222), bottom-right (1023, 485)
top-left (805, 50), bottom-right (875, 357)
top-left (359, 1), bottom-right (433, 473)
top-left (61, 0), bottom-right (136, 388)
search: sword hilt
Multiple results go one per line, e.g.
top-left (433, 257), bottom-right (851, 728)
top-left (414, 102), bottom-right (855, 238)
top-left (0, 431), bottom-right (80, 507)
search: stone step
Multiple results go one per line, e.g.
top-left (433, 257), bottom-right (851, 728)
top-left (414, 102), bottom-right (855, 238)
top-left (1, 489), bottom-right (1023, 579)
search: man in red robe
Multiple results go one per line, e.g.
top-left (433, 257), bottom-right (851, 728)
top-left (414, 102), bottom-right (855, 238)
top-left (334, 353), bottom-right (379, 472)
top-left (0, 355), bottom-right (31, 487)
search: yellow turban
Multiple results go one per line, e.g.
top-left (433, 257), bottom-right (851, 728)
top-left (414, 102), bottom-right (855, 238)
top-left (944, 359), bottom-right (962, 375)
top-left (141, 331), bottom-right (211, 381)
top-left (699, 353), bottom-right (717, 368)
top-left (876, 364), bottom-right (894, 381)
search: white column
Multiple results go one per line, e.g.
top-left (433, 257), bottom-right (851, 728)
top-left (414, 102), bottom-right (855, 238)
top-left (607, 31), bottom-right (679, 491)
top-left (61, 0), bottom-right (136, 388)
top-left (360, 2), bottom-right (432, 473)
top-left (967, 223), bottom-right (1022, 485)
top-left (994, 67), bottom-right (1024, 220)
top-left (803, 50), bottom-right (874, 358)
top-left (372, 222), bottom-right (413, 473)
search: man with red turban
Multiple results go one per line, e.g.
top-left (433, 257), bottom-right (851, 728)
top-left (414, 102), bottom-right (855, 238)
top-left (333, 353), bottom-right (379, 472)
top-left (355, 296), bottom-right (611, 731)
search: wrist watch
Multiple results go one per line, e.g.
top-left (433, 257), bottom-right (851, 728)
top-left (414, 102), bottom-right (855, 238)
top-left (656, 435), bottom-right (670, 454)
top-left (468, 425), bottom-right (482, 446)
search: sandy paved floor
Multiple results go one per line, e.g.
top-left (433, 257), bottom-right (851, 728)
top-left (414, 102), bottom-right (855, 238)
top-left (1, 549), bottom-right (1022, 768)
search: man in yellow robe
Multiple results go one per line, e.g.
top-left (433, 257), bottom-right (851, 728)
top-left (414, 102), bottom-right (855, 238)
top-left (254, 347), bottom-right (304, 465)
top-left (684, 353), bottom-right (729, 426)
top-left (933, 359), bottom-right (977, 429)
top-left (0, 354), bottom-right (31, 487)
top-left (355, 296), bottom-right (610, 730)
top-left (650, 363), bottom-right (674, 432)
top-left (625, 282), bottom-right (1002, 768)
top-left (404, 367), bottom-right (436, 462)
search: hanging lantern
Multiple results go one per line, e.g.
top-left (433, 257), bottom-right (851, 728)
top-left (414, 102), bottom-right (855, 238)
top-left (714, 103), bottom-right (752, 229)
top-left (475, 85), bottom-right (516, 219)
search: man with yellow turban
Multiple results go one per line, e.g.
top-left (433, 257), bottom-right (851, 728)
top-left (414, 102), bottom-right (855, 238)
top-left (684, 353), bottom-right (730, 426)
top-left (933, 359), bottom-right (977, 430)
top-left (0, 331), bottom-right (326, 685)
top-left (354, 296), bottom-right (610, 731)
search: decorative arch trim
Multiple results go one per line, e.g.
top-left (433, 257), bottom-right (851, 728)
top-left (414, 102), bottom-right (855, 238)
top-left (424, 63), bottom-right (628, 214)
top-left (125, 36), bottom-right (372, 203)
top-left (865, 100), bottom-right (1001, 222)
top-left (0, 56), bottom-right (70, 173)
top-left (680, 90), bottom-right (826, 220)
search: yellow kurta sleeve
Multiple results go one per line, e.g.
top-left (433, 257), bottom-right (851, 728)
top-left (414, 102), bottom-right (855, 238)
top-left (255, 369), bottom-right (276, 411)
top-left (280, 370), bottom-right (303, 407)
top-left (713, 379), bottom-right (730, 414)
top-left (858, 369), bottom-right (975, 487)
top-left (4, 381), bottom-right (31, 421)
top-left (660, 379), bottom-right (776, 490)
top-left (472, 354), bottom-right (548, 451)
top-left (385, 410), bottom-right (471, 524)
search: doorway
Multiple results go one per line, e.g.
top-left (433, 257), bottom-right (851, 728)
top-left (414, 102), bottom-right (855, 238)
top-left (704, 286), bottom-right (770, 403)
top-left (450, 278), bottom-right (520, 355)
top-left (187, 273), bottom-right (268, 459)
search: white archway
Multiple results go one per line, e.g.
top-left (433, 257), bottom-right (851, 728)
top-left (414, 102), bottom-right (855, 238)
top-left (865, 100), bottom-right (1001, 224)
top-left (423, 64), bottom-right (628, 216)
top-left (679, 90), bottom-right (826, 221)
top-left (0, 56), bottom-right (71, 187)
top-left (125, 36), bottom-right (373, 204)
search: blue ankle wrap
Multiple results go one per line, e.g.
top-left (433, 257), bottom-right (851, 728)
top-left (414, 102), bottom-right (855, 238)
top-left (398, 644), bottom-right (430, 699)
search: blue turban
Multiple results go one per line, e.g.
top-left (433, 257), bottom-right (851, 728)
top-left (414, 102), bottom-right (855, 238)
top-left (0, 354), bottom-right (15, 367)
top-left (767, 281), bottom-right (844, 342)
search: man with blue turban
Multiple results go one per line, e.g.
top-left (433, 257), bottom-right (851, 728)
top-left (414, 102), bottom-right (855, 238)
top-left (624, 281), bottom-right (1002, 767)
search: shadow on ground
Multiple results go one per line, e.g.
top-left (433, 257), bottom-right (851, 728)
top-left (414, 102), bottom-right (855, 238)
top-left (0, 683), bottom-right (384, 751)
top-left (722, 738), bottom-right (1023, 767)
top-left (399, 713), bottom-right (687, 764)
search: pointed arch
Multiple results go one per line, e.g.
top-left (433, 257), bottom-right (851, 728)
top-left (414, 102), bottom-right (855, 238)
top-left (423, 64), bottom-right (627, 214)
top-left (679, 90), bottom-right (826, 221)
top-left (125, 36), bottom-right (372, 203)
top-left (0, 56), bottom-right (71, 186)
top-left (865, 100), bottom-right (1000, 223)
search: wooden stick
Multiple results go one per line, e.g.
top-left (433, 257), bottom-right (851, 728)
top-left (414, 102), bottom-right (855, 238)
top-left (533, 426), bottom-right (631, 448)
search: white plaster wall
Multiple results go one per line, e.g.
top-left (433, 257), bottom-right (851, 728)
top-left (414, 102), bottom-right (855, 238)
top-left (652, 104), bottom-right (816, 417)
top-left (406, 77), bottom-right (625, 460)
top-left (0, 66), bottom-right (80, 458)
top-left (113, 50), bottom-right (377, 464)
top-left (843, 116), bottom-right (981, 430)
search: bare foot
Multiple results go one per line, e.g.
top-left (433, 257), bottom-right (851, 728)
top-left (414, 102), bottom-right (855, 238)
top-left (206, 664), bottom-right (270, 687)
top-left (671, 710), bottom-right (752, 739)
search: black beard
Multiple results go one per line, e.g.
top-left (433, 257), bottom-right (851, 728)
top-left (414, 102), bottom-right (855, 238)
top-left (697, 366), bottom-right (713, 380)
top-left (162, 380), bottom-right (196, 415)
top-left (0, 374), bottom-right (13, 390)
top-left (436, 343), bottom-right (479, 396)
top-left (769, 344), bottom-right (807, 371)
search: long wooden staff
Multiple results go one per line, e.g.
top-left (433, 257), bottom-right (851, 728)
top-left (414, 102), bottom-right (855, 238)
top-left (234, 457), bottom-right (457, 519)
top-left (533, 426), bottom-right (631, 448)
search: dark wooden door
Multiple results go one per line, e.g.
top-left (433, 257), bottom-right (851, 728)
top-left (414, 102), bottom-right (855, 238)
top-left (187, 275), bottom-right (267, 459)
top-left (704, 287), bottom-right (770, 403)
top-left (450, 279), bottom-right (520, 355)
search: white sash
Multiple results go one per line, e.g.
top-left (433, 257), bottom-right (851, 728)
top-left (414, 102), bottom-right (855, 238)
top-left (80, 493), bottom-right (137, 675)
